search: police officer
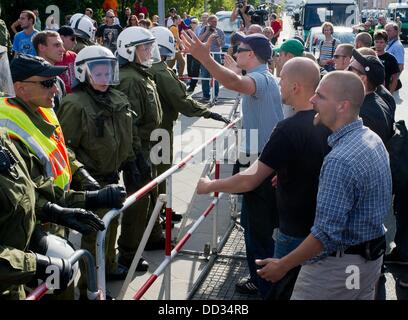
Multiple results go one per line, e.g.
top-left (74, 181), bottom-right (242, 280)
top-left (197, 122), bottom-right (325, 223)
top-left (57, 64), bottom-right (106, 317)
top-left (0, 52), bottom-right (103, 300)
top-left (0, 54), bottom-right (126, 222)
top-left (115, 27), bottom-right (163, 268)
top-left (70, 14), bottom-right (96, 54)
top-left (58, 46), bottom-right (140, 284)
top-left (148, 26), bottom-right (230, 244)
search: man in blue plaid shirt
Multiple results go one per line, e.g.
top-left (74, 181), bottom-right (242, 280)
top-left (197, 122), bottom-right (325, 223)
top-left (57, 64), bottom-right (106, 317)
top-left (256, 71), bottom-right (392, 300)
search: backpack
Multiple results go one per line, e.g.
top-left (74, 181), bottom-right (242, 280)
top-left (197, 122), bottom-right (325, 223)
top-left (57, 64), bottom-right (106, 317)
top-left (386, 120), bottom-right (408, 192)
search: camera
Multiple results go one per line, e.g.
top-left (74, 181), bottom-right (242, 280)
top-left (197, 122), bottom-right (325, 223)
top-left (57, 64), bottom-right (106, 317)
top-left (249, 5), bottom-right (269, 26)
top-left (237, 0), bottom-right (245, 9)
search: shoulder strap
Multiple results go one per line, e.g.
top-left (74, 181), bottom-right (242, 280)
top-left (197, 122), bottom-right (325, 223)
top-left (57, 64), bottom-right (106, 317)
top-left (331, 39), bottom-right (336, 58)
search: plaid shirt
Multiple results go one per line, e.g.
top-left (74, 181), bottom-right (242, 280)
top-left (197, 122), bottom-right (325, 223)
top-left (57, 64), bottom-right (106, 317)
top-left (311, 119), bottom-right (392, 259)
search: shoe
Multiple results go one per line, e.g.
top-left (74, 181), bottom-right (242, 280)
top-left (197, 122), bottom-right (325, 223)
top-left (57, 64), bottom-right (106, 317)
top-left (384, 248), bottom-right (408, 265)
top-left (198, 97), bottom-right (210, 103)
top-left (106, 263), bottom-right (129, 281)
top-left (160, 209), bottom-right (183, 222)
top-left (235, 277), bottom-right (258, 294)
top-left (118, 256), bottom-right (149, 272)
top-left (145, 237), bottom-right (166, 251)
top-left (187, 86), bottom-right (195, 93)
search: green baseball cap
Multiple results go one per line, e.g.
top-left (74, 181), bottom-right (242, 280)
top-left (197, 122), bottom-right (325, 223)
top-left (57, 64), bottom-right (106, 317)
top-left (273, 39), bottom-right (304, 56)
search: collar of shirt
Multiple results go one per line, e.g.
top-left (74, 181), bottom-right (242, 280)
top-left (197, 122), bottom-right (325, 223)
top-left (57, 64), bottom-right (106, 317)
top-left (327, 119), bottom-right (363, 148)
top-left (247, 63), bottom-right (268, 74)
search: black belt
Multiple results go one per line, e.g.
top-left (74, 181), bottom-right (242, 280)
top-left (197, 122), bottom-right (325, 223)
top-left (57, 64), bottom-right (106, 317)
top-left (329, 235), bottom-right (386, 258)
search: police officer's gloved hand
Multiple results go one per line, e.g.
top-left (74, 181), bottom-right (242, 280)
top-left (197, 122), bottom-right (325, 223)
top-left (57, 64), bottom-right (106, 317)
top-left (85, 184), bottom-right (127, 209)
top-left (135, 152), bottom-right (152, 181)
top-left (39, 202), bottom-right (105, 235)
top-left (209, 112), bottom-right (231, 124)
top-left (34, 253), bottom-right (73, 291)
top-left (71, 167), bottom-right (101, 191)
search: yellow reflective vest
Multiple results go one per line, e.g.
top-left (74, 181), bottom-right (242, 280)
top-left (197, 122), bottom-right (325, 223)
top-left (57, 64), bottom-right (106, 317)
top-left (0, 98), bottom-right (71, 191)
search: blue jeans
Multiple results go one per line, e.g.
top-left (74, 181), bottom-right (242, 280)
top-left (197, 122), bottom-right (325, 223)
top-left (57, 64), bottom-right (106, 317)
top-left (273, 230), bottom-right (305, 259)
top-left (263, 230), bottom-right (305, 300)
top-left (200, 53), bottom-right (221, 99)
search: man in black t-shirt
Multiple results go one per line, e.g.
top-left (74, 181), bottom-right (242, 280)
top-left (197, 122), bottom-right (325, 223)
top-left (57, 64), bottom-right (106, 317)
top-left (197, 58), bottom-right (331, 299)
top-left (374, 30), bottom-right (400, 93)
top-left (348, 49), bottom-right (394, 144)
top-left (96, 11), bottom-right (123, 53)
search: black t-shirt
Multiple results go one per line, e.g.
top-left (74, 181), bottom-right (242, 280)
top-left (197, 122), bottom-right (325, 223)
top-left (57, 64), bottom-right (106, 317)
top-left (377, 52), bottom-right (400, 90)
top-left (259, 110), bottom-right (331, 237)
top-left (376, 85), bottom-right (396, 122)
top-left (360, 92), bottom-right (394, 144)
top-left (95, 24), bottom-right (123, 53)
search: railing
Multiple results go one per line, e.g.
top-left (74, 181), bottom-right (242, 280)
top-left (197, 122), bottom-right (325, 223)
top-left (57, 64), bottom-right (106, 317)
top-left (96, 94), bottom-right (242, 300)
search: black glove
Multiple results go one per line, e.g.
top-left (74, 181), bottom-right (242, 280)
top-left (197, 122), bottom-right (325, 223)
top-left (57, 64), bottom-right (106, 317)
top-left (35, 253), bottom-right (73, 291)
top-left (209, 112), bottom-right (231, 124)
top-left (39, 202), bottom-right (105, 235)
top-left (71, 167), bottom-right (101, 191)
top-left (85, 184), bottom-right (127, 210)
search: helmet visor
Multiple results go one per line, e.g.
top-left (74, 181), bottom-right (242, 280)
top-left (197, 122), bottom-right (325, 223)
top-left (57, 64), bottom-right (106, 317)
top-left (158, 45), bottom-right (175, 60)
top-left (134, 41), bottom-right (161, 68)
top-left (0, 46), bottom-right (15, 98)
top-left (86, 59), bottom-right (119, 85)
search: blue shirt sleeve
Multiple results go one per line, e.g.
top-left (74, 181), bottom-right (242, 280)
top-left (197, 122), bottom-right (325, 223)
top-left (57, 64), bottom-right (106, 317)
top-left (311, 158), bottom-right (355, 255)
top-left (247, 71), bottom-right (267, 98)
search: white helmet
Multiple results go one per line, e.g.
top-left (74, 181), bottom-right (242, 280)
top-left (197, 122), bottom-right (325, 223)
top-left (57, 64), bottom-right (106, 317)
top-left (116, 27), bottom-right (161, 68)
top-left (0, 46), bottom-right (15, 98)
top-left (151, 26), bottom-right (176, 60)
top-left (70, 14), bottom-right (96, 42)
top-left (75, 45), bottom-right (119, 85)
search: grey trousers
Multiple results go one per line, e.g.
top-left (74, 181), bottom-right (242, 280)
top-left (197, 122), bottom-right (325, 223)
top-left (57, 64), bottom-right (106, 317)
top-left (291, 254), bottom-right (383, 300)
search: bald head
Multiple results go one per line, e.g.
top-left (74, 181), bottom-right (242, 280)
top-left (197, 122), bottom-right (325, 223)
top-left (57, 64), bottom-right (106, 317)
top-left (323, 71), bottom-right (365, 115)
top-left (247, 24), bottom-right (263, 34)
top-left (282, 57), bottom-right (321, 92)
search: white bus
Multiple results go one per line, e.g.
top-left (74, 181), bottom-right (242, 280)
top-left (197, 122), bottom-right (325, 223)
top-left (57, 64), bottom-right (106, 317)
top-left (299, 0), bottom-right (359, 39)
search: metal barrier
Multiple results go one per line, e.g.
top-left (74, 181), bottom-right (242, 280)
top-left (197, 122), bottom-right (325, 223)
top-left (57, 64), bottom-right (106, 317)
top-left (25, 249), bottom-right (99, 300)
top-left (96, 103), bottom-right (242, 299)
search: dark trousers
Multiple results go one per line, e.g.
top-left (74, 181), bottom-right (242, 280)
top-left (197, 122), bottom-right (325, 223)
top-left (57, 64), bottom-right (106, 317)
top-left (234, 160), bottom-right (279, 299)
top-left (394, 188), bottom-right (408, 260)
top-left (187, 55), bottom-right (200, 89)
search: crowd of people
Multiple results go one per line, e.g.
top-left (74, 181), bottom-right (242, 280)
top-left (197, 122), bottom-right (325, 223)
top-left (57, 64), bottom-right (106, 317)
top-left (0, 1), bottom-right (406, 301)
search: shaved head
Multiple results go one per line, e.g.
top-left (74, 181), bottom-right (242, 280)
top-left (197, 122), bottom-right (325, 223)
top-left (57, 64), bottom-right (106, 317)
top-left (323, 71), bottom-right (365, 115)
top-left (358, 47), bottom-right (376, 56)
top-left (282, 57), bottom-right (320, 92)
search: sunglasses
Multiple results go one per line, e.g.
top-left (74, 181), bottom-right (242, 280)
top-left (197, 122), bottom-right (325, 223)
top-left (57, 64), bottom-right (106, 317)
top-left (21, 78), bottom-right (58, 89)
top-left (347, 65), bottom-right (365, 75)
top-left (236, 47), bottom-right (252, 54)
top-left (333, 54), bottom-right (345, 59)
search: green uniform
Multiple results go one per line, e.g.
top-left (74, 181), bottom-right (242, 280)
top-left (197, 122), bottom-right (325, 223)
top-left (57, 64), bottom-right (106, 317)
top-left (58, 84), bottom-right (137, 275)
top-left (0, 19), bottom-right (11, 53)
top-left (150, 61), bottom-right (212, 194)
top-left (116, 62), bottom-right (163, 262)
top-left (72, 38), bottom-right (95, 54)
top-left (0, 131), bottom-right (37, 300)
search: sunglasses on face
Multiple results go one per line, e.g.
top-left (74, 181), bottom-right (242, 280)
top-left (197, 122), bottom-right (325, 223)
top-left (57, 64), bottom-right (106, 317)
top-left (236, 47), bottom-right (252, 54)
top-left (21, 78), bottom-right (58, 89)
top-left (333, 54), bottom-right (345, 59)
top-left (347, 65), bottom-right (365, 75)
